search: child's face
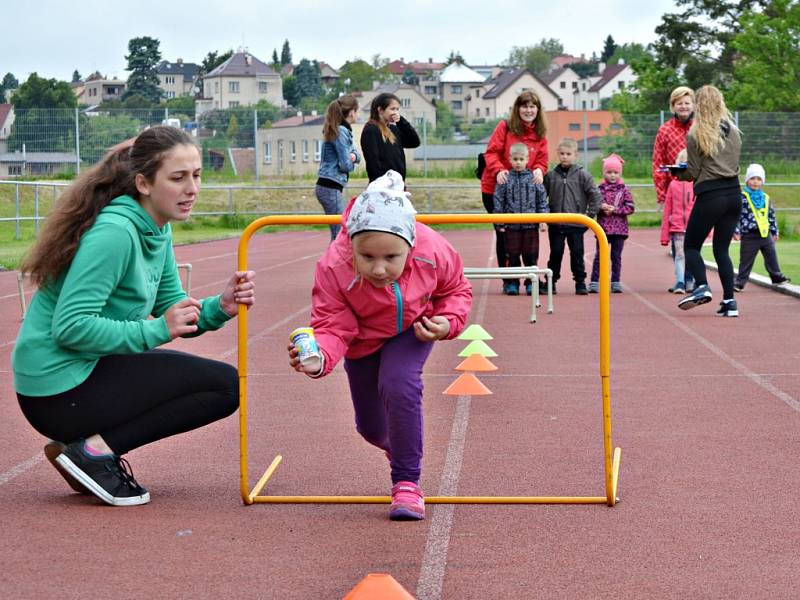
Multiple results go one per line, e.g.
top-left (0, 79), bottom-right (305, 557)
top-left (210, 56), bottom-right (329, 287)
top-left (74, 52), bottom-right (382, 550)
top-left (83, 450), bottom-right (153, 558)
top-left (510, 152), bottom-right (528, 172)
top-left (604, 168), bottom-right (621, 184)
top-left (746, 176), bottom-right (763, 191)
top-left (558, 147), bottom-right (577, 168)
top-left (352, 231), bottom-right (410, 287)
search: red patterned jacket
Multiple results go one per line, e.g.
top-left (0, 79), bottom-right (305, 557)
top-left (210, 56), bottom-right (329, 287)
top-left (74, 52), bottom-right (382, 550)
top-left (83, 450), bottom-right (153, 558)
top-left (652, 116), bottom-right (692, 204)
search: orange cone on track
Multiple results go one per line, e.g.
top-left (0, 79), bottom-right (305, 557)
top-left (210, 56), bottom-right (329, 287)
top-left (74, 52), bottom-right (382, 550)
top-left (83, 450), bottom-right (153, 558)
top-left (344, 573), bottom-right (416, 599)
top-left (443, 372), bottom-right (492, 396)
top-left (455, 354), bottom-right (498, 372)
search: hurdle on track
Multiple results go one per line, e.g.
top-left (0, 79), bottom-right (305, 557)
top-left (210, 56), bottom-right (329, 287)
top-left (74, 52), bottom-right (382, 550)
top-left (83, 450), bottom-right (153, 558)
top-left (463, 266), bottom-right (554, 322)
top-left (237, 213), bottom-right (621, 507)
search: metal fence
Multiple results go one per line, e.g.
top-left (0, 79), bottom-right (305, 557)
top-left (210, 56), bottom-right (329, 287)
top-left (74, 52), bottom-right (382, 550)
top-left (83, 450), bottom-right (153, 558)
top-left (2, 109), bottom-right (799, 179)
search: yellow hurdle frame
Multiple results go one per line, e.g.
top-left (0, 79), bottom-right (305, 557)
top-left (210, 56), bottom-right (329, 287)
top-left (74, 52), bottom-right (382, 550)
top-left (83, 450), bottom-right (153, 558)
top-left (237, 213), bottom-right (621, 507)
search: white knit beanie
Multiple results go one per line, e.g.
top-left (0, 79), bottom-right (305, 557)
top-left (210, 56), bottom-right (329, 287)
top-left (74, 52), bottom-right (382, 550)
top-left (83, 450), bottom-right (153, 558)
top-left (745, 163), bottom-right (765, 184)
top-left (346, 170), bottom-right (417, 246)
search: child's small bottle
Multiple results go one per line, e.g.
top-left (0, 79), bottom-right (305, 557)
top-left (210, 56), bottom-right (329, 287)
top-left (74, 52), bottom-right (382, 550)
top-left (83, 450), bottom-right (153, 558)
top-left (289, 327), bottom-right (321, 372)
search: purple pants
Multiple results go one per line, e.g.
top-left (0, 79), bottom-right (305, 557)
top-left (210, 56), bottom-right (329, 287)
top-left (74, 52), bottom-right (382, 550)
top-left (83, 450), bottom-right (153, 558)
top-left (344, 326), bottom-right (434, 484)
top-left (591, 235), bottom-right (626, 283)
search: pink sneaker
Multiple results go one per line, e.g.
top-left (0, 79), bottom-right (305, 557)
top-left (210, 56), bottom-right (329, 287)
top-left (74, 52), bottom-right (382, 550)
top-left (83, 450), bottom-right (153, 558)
top-left (390, 481), bottom-right (425, 520)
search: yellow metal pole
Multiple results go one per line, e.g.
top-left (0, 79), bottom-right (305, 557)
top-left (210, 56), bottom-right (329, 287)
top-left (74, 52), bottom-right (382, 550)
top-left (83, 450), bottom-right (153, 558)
top-left (236, 213), bottom-right (619, 506)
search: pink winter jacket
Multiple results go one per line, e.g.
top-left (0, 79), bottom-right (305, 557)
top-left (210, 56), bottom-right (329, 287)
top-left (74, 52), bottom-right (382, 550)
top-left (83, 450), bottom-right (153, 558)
top-left (310, 202), bottom-right (473, 377)
top-left (660, 179), bottom-right (696, 245)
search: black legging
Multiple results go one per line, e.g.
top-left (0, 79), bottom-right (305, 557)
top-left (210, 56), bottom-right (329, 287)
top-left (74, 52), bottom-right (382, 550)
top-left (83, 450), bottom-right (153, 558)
top-left (17, 349), bottom-right (239, 455)
top-left (684, 186), bottom-right (741, 299)
top-left (482, 192), bottom-right (507, 268)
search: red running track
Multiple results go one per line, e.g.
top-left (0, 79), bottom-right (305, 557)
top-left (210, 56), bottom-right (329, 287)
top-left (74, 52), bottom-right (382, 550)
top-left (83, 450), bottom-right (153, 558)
top-left (1, 228), bottom-right (799, 599)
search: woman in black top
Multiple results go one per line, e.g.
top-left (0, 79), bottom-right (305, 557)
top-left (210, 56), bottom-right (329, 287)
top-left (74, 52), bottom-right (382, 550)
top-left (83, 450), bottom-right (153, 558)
top-left (360, 92), bottom-right (421, 182)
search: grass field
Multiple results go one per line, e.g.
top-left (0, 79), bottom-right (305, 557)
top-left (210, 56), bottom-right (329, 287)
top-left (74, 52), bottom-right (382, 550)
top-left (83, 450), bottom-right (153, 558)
top-left (703, 239), bottom-right (800, 283)
top-left (3, 176), bottom-right (799, 271)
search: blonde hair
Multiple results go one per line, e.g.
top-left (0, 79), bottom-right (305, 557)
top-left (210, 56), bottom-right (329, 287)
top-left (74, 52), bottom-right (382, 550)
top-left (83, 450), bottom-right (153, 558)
top-left (509, 143), bottom-right (529, 158)
top-left (669, 86), bottom-right (695, 110)
top-left (690, 85), bottom-right (737, 157)
top-left (557, 137), bottom-right (578, 152)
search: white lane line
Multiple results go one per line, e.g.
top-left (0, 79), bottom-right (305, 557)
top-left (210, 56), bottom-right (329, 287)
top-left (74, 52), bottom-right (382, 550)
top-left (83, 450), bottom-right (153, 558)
top-left (184, 252), bottom-right (322, 294)
top-left (416, 245), bottom-right (493, 600)
top-left (631, 289), bottom-right (800, 413)
top-left (0, 453), bottom-right (44, 487)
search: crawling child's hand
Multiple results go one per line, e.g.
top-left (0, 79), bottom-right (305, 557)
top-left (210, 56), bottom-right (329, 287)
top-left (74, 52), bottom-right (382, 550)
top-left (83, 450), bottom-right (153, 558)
top-left (287, 343), bottom-right (322, 375)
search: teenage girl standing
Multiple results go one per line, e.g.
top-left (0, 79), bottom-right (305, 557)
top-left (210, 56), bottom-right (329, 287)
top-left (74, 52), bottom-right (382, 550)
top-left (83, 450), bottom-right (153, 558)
top-left (360, 93), bottom-right (421, 182)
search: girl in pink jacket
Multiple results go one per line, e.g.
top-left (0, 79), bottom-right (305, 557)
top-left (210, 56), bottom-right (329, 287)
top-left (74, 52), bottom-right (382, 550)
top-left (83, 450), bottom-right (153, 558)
top-left (288, 171), bottom-right (472, 521)
top-left (661, 178), bottom-right (696, 294)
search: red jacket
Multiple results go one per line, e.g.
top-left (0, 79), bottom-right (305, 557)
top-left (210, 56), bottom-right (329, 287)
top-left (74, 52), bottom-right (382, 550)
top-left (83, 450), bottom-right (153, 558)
top-left (660, 179), bottom-right (696, 245)
top-left (480, 120), bottom-right (548, 194)
top-left (652, 116), bottom-right (692, 204)
top-left (310, 199), bottom-right (473, 376)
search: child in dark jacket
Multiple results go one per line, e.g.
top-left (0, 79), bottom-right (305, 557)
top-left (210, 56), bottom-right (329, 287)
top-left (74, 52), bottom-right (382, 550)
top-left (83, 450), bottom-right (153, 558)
top-left (493, 143), bottom-right (549, 296)
top-left (543, 137), bottom-right (602, 295)
top-left (589, 154), bottom-right (635, 293)
top-left (733, 163), bottom-right (790, 291)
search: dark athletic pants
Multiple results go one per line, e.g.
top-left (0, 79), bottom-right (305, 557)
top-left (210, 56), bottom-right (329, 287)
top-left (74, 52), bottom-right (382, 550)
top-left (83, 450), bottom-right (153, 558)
top-left (18, 349), bottom-right (239, 455)
top-left (547, 225), bottom-right (587, 284)
top-left (482, 192), bottom-right (507, 270)
top-left (684, 188), bottom-right (741, 300)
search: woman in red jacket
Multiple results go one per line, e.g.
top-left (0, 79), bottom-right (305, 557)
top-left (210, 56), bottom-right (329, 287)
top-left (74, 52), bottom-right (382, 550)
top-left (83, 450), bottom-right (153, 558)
top-left (480, 91), bottom-right (548, 277)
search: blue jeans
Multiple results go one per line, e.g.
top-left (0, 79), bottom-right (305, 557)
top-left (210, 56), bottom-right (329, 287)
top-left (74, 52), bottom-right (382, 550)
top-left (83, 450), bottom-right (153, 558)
top-left (343, 327), bottom-right (434, 484)
top-left (314, 184), bottom-right (344, 241)
top-left (670, 233), bottom-right (694, 286)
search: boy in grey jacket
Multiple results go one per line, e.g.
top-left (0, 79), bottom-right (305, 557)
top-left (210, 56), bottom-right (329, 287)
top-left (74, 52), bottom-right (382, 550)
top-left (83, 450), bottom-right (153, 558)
top-left (543, 138), bottom-right (602, 294)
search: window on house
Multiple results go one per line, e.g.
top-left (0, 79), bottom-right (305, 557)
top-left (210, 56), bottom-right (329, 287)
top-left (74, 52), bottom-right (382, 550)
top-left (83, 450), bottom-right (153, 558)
top-left (451, 85), bottom-right (462, 94)
top-left (264, 142), bottom-right (272, 164)
top-left (415, 117), bottom-right (424, 127)
top-left (451, 101), bottom-right (462, 110)
top-left (582, 100), bottom-right (587, 109)
top-left (572, 81), bottom-right (578, 89)
top-left (229, 81), bottom-right (240, 93)
top-left (618, 81), bottom-right (625, 89)
top-left (560, 81), bottom-right (566, 89)
top-left (475, 89), bottom-right (481, 98)
top-left (314, 139), bottom-right (321, 162)
top-left (214, 81), bottom-right (219, 93)
top-left (290, 141), bottom-right (296, 162)
top-left (425, 86), bottom-right (437, 94)
top-left (167, 91), bottom-right (176, 99)
top-left (610, 123), bottom-right (622, 131)
top-left (9, 165), bottom-right (22, 175)
top-left (228, 101), bottom-right (239, 108)
top-left (302, 140), bottom-right (309, 162)
top-left (582, 82), bottom-right (586, 91)
top-left (590, 100), bottom-right (595, 109)
top-left (165, 76), bottom-right (175, 84)
top-left (485, 107), bottom-right (490, 116)
top-left (476, 108), bottom-right (480, 116)
top-left (401, 98), bottom-right (411, 108)
top-left (590, 123), bottom-right (601, 131)
top-left (259, 81), bottom-right (268, 93)
top-left (569, 123), bottom-right (581, 131)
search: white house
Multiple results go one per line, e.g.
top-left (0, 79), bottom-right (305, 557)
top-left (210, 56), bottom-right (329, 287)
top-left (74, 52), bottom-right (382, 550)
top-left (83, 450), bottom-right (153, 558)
top-left (572, 63), bottom-right (637, 110)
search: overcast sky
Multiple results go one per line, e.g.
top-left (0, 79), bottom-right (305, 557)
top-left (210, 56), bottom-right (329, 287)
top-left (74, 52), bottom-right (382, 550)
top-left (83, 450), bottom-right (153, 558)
top-left (3, 0), bottom-right (680, 82)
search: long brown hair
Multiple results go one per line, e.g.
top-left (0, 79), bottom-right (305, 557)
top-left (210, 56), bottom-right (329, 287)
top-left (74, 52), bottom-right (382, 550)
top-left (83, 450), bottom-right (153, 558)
top-left (323, 95), bottom-right (358, 142)
top-left (368, 92), bottom-right (400, 144)
top-left (22, 126), bottom-right (198, 286)
top-left (507, 91), bottom-right (547, 138)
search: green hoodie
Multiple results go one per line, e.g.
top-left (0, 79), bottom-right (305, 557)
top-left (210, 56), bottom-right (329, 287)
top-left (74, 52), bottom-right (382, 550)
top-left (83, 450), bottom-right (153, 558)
top-left (12, 195), bottom-right (231, 396)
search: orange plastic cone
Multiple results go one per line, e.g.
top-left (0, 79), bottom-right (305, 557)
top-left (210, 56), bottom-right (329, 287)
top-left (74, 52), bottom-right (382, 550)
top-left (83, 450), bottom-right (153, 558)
top-left (442, 372), bottom-right (492, 396)
top-left (343, 573), bottom-right (416, 599)
top-left (455, 354), bottom-right (498, 372)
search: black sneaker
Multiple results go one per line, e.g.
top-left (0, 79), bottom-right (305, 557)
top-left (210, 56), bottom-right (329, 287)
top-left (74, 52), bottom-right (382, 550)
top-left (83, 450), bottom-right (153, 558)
top-left (44, 441), bottom-right (90, 494)
top-left (575, 282), bottom-right (588, 295)
top-left (772, 275), bottom-right (790, 285)
top-left (733, 283), bottom-right (745, 292)
top-left (678, 284), bottom-right (712, 310)
top-left (716, 299), bottom-right (739, 317)
top-left (54, 440), bottom-right (150, 506)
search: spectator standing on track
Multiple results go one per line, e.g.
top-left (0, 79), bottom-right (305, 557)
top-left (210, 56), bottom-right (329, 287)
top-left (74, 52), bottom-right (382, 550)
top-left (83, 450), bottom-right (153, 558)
top-left (589, 153), bottom-right (635, 294)
top-left (492, 143), bottom-right (549, 296)
top-left (543, 137), bottom-right (602, 295)
top-left (315, 95), bottom-right (361, 242)
top-left (480, 91), bottom-right (549, 283)
top-left (652, 86), bottom-right (695, 206)
top-left (12, 126), bottom-right (256, 507)
top-left (676, 85), bottom-right (742, 317)
top-left (360, 92), bottom-right (420, 183)
top-left (288, 171), bottom-right (472, 521)
top-left (733, 163), bottom-right (791, 291)
top-left (660, 157), bottom-right (697, 294)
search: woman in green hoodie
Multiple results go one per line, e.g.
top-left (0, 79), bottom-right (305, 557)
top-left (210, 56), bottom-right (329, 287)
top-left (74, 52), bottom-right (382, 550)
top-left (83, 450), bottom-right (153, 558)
top-left (12, 126), bottom-right (256, 507)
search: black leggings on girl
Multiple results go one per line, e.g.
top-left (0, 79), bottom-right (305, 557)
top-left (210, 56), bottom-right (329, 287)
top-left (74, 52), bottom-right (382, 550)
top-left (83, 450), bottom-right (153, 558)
top-left (17, 349), bottom-right (239, 455)
top-left (684, 185), bottom-right (741, 300)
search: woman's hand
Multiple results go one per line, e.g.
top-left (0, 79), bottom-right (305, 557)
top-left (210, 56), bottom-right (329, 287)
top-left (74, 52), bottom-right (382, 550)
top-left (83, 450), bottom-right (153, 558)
top-left (287, 343), bottom-right (322, 375)
top-left (220, 271), bottom-right (256, 317)
top-left (496, 170), bottom-right (509, 185)
top-left (532, 168), bottom-right (543, 185)
top-left (413, 315), bottom-right (450, 342)
top-left (165, 297), bottom-right (202, 339)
